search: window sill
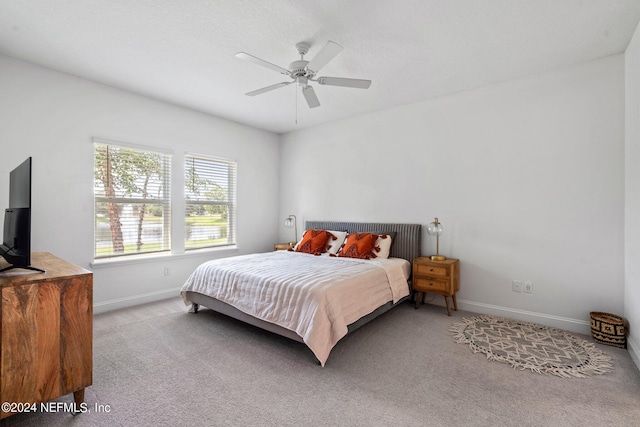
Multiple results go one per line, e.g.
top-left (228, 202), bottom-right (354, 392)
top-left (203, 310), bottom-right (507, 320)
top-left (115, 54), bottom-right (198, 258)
top-left (90, 245), bottom-right (239, 269)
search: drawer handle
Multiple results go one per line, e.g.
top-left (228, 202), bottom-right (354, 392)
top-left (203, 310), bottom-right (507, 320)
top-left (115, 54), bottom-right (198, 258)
top-left (429, 268), bottom-right (434, 272)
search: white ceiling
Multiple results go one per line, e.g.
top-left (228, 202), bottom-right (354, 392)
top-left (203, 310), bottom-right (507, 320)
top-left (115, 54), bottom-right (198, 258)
top-left (1, 1), bottom-right (639, 134)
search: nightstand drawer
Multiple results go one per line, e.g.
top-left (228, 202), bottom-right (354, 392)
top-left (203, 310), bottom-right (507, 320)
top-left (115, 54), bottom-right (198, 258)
top-left (415, 264), bottom-right (448, 277)
top-left (413, 277), bottom-right (449, 293)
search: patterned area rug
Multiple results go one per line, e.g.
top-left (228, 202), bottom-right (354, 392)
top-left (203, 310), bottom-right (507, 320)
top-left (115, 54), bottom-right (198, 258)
top-left (450, 315), bottom-right (613, 378)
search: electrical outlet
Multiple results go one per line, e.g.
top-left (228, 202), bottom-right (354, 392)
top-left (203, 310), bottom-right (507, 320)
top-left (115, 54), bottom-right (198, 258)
top-left (512, 280), bottom-right (523, 292)
top-left (164, 267), bottom-right (170, 276)
top-left (523, 281), bottom-right (533, 294)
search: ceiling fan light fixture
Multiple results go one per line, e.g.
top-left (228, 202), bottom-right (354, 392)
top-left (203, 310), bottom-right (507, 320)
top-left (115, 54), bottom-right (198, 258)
top-left (236, 40), bottom-right (371, 112)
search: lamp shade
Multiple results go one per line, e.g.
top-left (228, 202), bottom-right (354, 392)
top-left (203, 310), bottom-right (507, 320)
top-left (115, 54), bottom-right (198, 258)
top-left (284, 214), bottom-right (297, 244)
top-left (426, 219), bottom-right (443, 237)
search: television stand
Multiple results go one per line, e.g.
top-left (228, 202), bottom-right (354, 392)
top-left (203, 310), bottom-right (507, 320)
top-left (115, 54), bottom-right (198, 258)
top-left (0, 252), bottom-right (92, 419)
top-left (0, 264), bottom-right (46, 274)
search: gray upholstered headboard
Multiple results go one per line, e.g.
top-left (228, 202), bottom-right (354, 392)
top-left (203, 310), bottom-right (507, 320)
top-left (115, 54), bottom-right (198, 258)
top-left (305, 221), bottom-right (421, 264)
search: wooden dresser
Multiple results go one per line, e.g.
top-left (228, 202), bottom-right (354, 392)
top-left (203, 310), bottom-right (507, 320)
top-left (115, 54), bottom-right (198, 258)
top-left (0, 252), bottom-right (92, 419)
top-left (413, 257), bottom-right (460, 316)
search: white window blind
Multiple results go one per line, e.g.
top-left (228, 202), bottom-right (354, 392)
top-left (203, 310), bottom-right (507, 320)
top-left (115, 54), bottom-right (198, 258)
top-left (184, 153), bottom-right (236, 250)
top-left (94, 141), bottom-right (172, 258)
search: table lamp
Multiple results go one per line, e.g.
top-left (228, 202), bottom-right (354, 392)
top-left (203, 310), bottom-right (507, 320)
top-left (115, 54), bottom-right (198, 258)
top-left (427, 217), bottom-right (446, 261)
top-left (284, 214), bottom-right (298, 247)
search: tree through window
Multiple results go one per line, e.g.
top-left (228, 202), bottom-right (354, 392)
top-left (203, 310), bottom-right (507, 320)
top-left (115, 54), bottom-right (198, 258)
top-left (94, 141), bottom-right (171, 258)
top-left (184, 153), bottom-right (236, 250)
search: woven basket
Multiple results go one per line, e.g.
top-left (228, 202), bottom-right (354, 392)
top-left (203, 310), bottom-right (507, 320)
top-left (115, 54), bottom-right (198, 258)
top-left (590, 312), bottom-right (626, 348)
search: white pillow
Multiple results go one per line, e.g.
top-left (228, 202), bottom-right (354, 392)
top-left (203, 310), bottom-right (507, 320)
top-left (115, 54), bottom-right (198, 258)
top-left (372, 234), bottom-right (394, 259)
top-left (326, 230), bottom-right (348, 255)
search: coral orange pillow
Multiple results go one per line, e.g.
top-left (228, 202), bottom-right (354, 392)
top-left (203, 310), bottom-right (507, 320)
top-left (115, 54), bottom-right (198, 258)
top-left (337, 233), bottom-right (379, 259)
top-left (294, 229), bottom-right (335, 255)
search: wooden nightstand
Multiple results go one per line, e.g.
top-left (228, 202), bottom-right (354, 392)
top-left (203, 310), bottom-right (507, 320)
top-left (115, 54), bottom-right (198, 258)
top-left (413, 257), bottom-right (460, 315)
top-left (274, 242), bottom-right (293, 251)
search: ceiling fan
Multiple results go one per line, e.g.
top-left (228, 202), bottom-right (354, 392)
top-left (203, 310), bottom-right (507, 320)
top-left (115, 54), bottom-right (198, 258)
top-left (235, 41), bottom-right (371, 108)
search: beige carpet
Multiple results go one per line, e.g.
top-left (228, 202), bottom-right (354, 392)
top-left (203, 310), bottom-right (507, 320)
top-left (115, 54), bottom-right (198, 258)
top-left (2, 298), bottom-right (640, 427)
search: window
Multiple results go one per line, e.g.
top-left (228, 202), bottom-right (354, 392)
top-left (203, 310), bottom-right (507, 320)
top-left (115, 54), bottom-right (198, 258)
top-left (184, 153), bottom-right (236, 250)
top-left (94, 141), bottom-right (171, 259)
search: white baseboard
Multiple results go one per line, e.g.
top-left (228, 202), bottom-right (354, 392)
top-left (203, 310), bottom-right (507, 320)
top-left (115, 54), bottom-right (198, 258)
top-left (449, 299), bottom-right (591, 335)
top-left (97, 292), bottom-right (593, 332)
top-left (628, 336), bottom-right (640, 373)
top-left (93, 287), bottom-right (182, 314)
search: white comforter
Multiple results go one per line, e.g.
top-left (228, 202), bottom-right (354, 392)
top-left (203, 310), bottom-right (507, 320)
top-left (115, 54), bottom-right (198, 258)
top-left (180, 250), bottom-right (410, 366)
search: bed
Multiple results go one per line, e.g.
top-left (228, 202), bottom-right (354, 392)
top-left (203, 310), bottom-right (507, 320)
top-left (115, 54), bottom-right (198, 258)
top-left (180, 221), bottom-right (421, 366)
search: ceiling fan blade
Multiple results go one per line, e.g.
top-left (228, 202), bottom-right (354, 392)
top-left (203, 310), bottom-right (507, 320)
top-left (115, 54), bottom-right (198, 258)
top-left (306, 41), bottom-right (343, 73)
top-left (235, 52), bottom-right (290, 76)
top-left (245, 81), bottom-right (293, 96)
top-left (302, 85), bottom-right (320, 108)
top-left (317, 76), bottom-right (371, 89)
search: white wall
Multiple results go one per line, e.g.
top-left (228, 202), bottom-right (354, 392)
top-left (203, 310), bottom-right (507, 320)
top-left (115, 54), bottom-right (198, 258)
top-left (0, 55), bottom-right (281, 312)
top-left (0, 51), bottom-right (629, 337)
top-left (280, 55), bottom-right (625, 334)
top-left (625, 22), bottom-right (640, 368)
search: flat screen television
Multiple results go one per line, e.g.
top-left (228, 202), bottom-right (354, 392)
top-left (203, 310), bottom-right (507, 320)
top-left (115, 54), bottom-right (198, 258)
top-left (0, 157), bottom-right (44, 273)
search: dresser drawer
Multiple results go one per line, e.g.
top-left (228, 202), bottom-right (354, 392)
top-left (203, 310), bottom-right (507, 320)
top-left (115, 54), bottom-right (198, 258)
top-left (413, 276), bottom-right (450, 293)
top-left (415, 263), bottom-right (449, 277)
